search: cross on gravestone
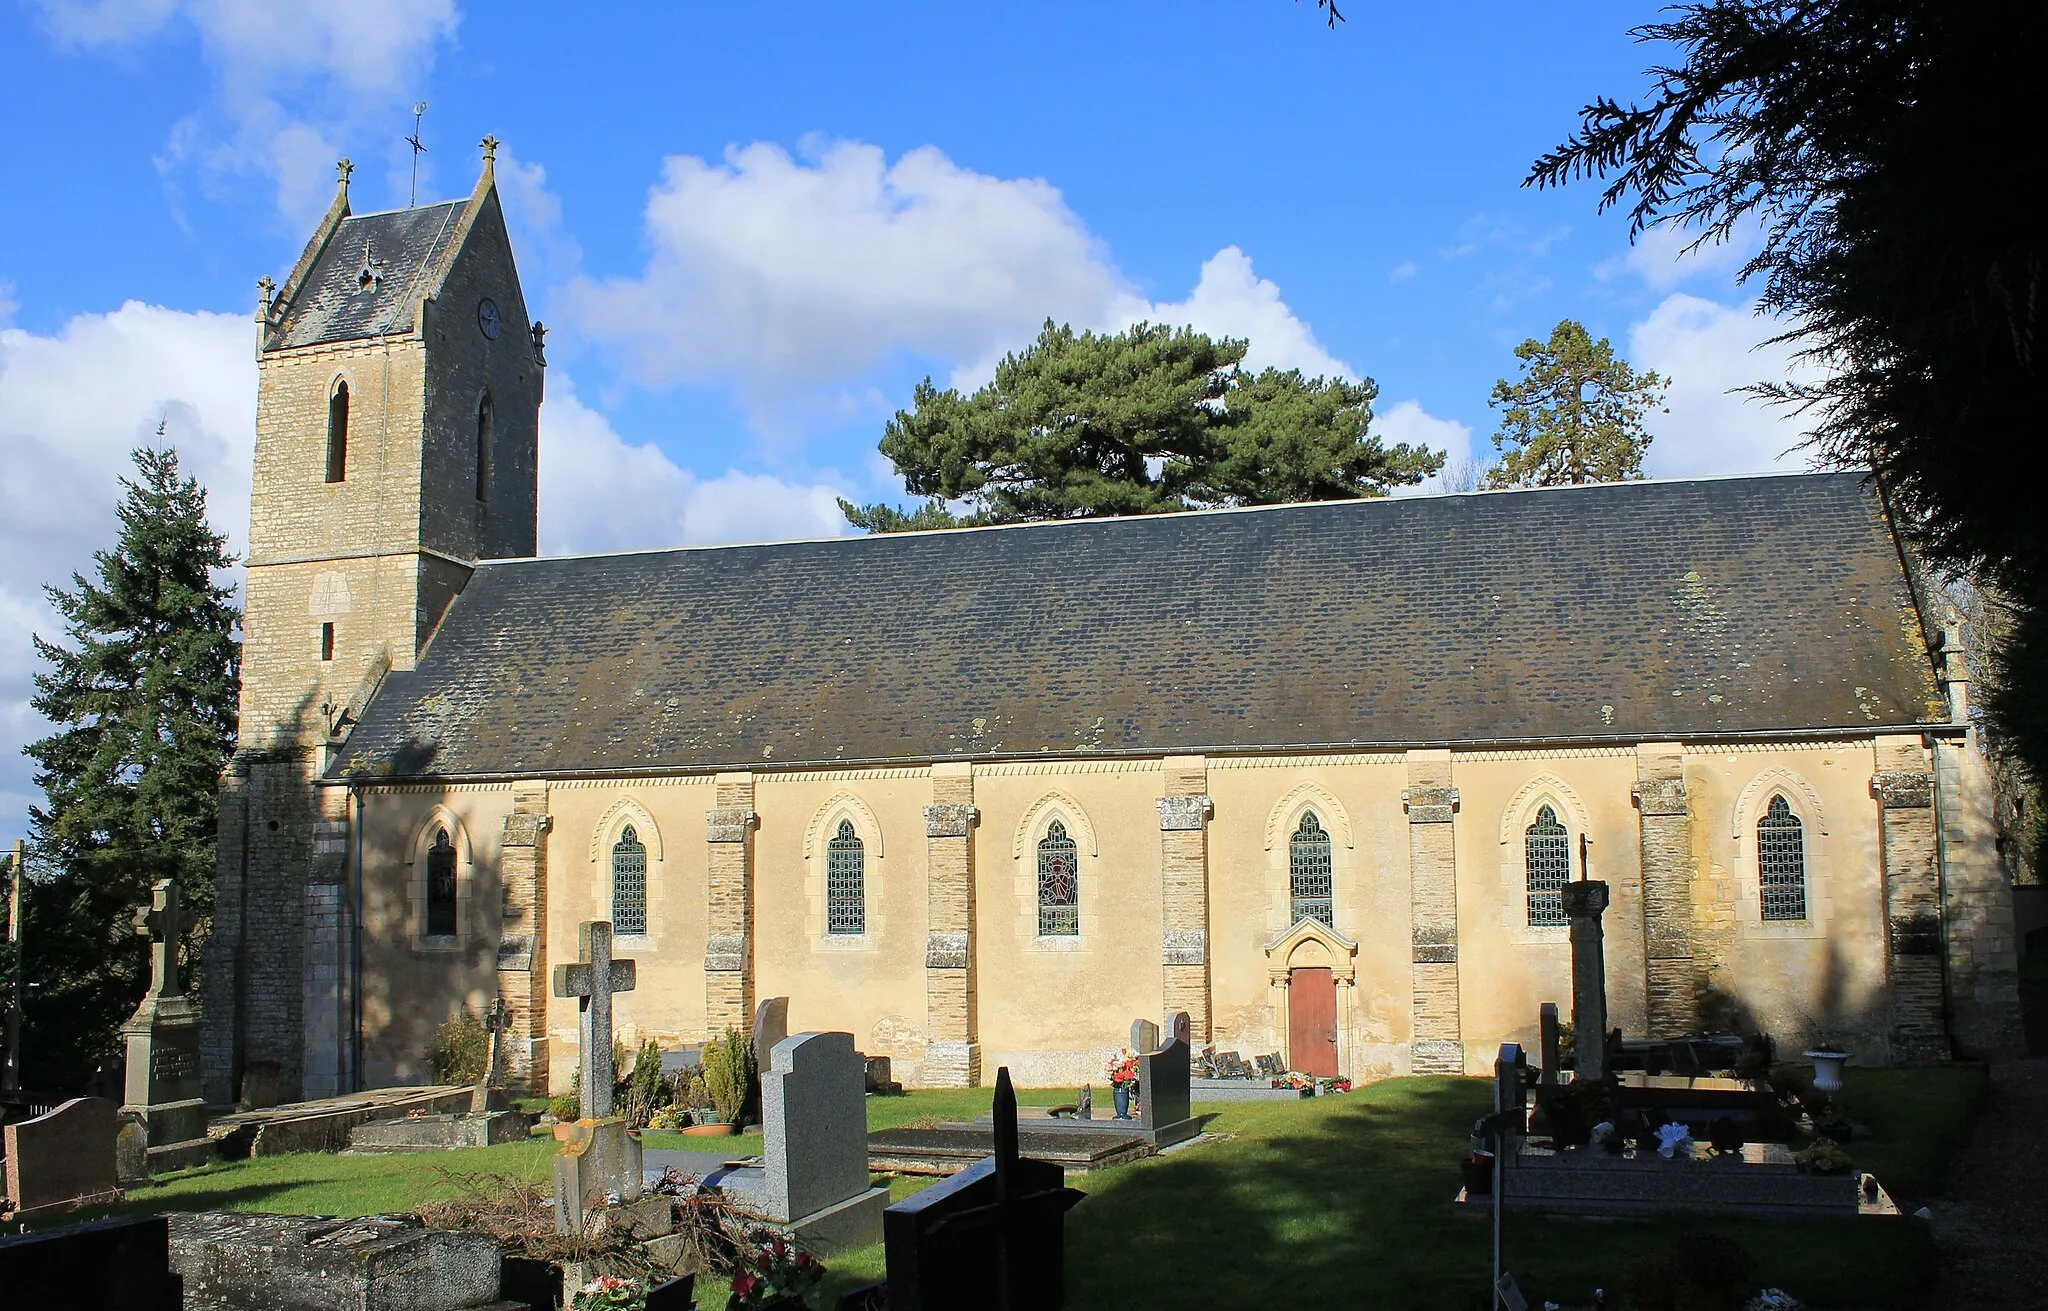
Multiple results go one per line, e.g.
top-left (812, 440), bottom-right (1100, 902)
top-left (471, 997), bottom-right (513, 1115)
top-left (550, 922), bottom-right (636, 1119)
top-left (132, 880), bottom-right (181, 998)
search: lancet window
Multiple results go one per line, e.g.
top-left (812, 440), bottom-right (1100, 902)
top-left (1525, 805), bottom-right (1570, 926)
top-left (825, 819), bottom-right (865, 935)
top-left (1757, 794), bottom-right (1808, 922)
top-left (1037, 821), bottom-right (1079, 937)
top-left (1289, 811), bottom-right (1334, 928)
top-left (611, 825), bottom-right (647, 936)
top-left (425, 827), bottom-right (457, 937)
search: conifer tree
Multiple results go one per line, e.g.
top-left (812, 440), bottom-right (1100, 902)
top-left (841, 319), bottom-right (1441, 530)
top-left (1484, 319), bottom-right (1667, 488)
top-left (21, 447), bottom-right (239, 1088)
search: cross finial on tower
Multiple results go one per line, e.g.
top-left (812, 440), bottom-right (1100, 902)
top-left (480, 134), bottom-right (499, 165)
top-left (256, 275), bottom-right (276, 315)
top-left (336, 157), bottom-right (354, 194)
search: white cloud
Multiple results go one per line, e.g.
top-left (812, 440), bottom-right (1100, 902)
top-left (36, 0), bottom-right (462, 225)
top-left (1128, 246), bottom-right (1349, 379)
top-left (1599, 219), bottom-right (1762, 293)
top-left (0, 302), bottom-right (255, 836)
top-left (495, 149), bottom-right (582, 288)
top-left (1378, 399), bottom-right (1478, 496)
top-left (570, 138), bottom-right (1349, 425)
top-left (1389, 260), bottom-right (1417, 284)
top-left (538, 377), bottom-right (851, 556)
top-left (1630, 293), bottom-right (1820, 479)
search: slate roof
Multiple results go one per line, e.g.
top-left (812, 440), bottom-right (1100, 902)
top-left (271, 201), bottom-right (467, 350)
top-left (334, 472), bottom-right (1944, 781)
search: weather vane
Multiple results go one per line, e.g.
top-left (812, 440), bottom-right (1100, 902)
top-left (406, 101), bottom-right (428, 207)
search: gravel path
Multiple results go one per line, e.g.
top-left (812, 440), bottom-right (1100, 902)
top-left (1930, 1059), bottom-right (2048, 1309)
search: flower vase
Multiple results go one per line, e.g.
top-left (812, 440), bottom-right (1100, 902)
top-left (1803, 1048), bottom-right (1848, 1095)
top-left (1113, 1084), bottom-right (1132, 1119)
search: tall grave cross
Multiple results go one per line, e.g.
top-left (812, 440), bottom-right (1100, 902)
top-left (471, 996), bottom-right (514, 1114)
top-left (551, 922), bottom-right (635, 1119)
top-left (133, 879), bottom-right (181, 997)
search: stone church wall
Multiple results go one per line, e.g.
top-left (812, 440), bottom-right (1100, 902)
top-left (337, 732), bottom-right (2016, 1092)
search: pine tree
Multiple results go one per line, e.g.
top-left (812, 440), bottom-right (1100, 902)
top-left (841, 319), bottom-right (1441, 530)
top-left (21, 447), bottom-right (239, 1089)
top-left (1484, 319), bottom-right (1666, 488)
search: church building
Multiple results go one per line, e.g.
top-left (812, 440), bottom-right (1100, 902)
top-left (201, 150), bottom-right (2025, 1107)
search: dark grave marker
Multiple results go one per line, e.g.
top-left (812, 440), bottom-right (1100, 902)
top-left (0, 1214), bottom-right (182, 1310)
top-left (882, 1068), bottom-right (1084, 1310)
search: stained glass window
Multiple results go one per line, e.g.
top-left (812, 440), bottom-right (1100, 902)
top-left (612, 825), bottom-right (647, 936)
top-left (1038, 820), bottom-right (1079, 937)
top-left (1526, 805), bottom-right (1570, 926)
top-left (826, 818), bottom-right (865, 935)
top-left (1758, 794), bottom-right (1807, 922)
top-left (1289, 812), bottom-right (1334, 928)
top-left (426, 827), bottom-right (457, 937)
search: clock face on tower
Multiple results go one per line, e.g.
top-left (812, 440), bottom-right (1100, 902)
top-left (476, 297), bottom-right (502, 340)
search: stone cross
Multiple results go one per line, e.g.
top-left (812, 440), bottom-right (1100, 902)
top-left (1561, 882), bottom-right (1611, 1081)
top-left (480, 134), bottom-right (499, 164)
top-left (472, 997), bottom-right (513, 1115)
top-left (132, 880), bottom-right (181, 998)
top-left (336, 157), bottom-right (353, 187)
top-left (551, 922), bottom-right (636, 1119)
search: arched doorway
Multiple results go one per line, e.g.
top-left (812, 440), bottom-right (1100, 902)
top-left (1264, 916), bottom-right (1357, 1078)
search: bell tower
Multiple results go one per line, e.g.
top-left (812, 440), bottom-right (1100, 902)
top-left (204, 139), bottom-right (544, 1105)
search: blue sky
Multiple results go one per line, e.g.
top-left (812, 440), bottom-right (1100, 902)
top-left (0, 1), bottom-right (1814, 834)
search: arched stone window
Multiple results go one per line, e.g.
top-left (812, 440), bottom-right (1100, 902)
top-left (475, 393), bottom-right (493, 501)
top-left (425, 827), bottom-right (457, 937)
top-left (1757, 794), bottom-right (1807, 922)
top-left (1289, 811), bottom-right (1334, 927)
top-left (1525, 805), bottom-right (1570, 926)
top-left (826, 818), bottom-right (865, 935)
top-left (1037, 820), bottom-right (1079, 937)
top-left (611, 824), bottom-right (647, 936)
top-left (325, 380), bottom-right (349, 483)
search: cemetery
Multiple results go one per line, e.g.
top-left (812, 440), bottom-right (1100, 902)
top-left (0, 908), bottom-right (1997, 1309)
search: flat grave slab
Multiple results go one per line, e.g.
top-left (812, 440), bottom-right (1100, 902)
top-left (346, 1110), bottom-right (534, 1153)
top-left (1190, 1078), bottom-right (1309, 1103)
top-left (642, 1147), bottom-right (754, 1184)
top-left (1457, 1139), bottom-right (1897, 1219)
top-left (207, 1086), bottom-right (474, 1158)
top-left (982, 1112), bottom-right (1199, 1150)
top-left (868, 1124), bottom-right (1155, 1175)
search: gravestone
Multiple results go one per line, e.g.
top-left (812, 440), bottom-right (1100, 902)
top-left (1, 1096), bottom-right (123, 1220)
top-left (1538, 1003), bottom-right (1561, 1086)
top-left (1075, 1085), bottom-right (1092, 1120)
top-left (881, 1068), bottom-right (1085, 1311)
top-left (551, 1116), bottom-right (644, 1236)
top-left (752, 996), bottom-right (790, 1074)
top-left (1129, 1018), bottom-right (1159, 1054)
top-left (0, 1214), bottom-right (182, 1310)
top-left (1254, 1054), bottom-right (1282, 1078)
top-left (1166, 1011), bottom-right (1192, 1047)
top-left (120, 878), bottom-right (213, 1172)
top-left (706, 1032), bottom-right (888, 1253)
top-left (1495, 1044), bottom-right (1526, 1146)
top-left (116, 1113), bottom-right (149, 1187)
top-left (471, 997), bottom-right (513, 1115)
top-left (166, 1211), bottom-right (507, 1310)
top-left (552, 921), bottom-right (636, 1119)
top-left (864, 1054), bottom-right (901, 1095)
top-left (1561, 882), bottom-right (1612, 1081)
top-left (1136, 1033), bottom-right (1193, 1136)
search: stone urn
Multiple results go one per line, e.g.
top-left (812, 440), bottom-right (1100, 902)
top-left (1803, 1047), bottom-right (1849, 1094)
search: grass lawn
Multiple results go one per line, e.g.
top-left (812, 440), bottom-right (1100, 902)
top-left (79, 1065), bottom-right (1988, 1309)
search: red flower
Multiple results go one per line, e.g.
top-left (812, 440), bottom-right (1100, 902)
top-left (772, 1239), bottom-right (787, 1258)
top-left (756, 1250), bottom-right (774, 1272)
top-left (732, 1272), bottom-right (756, 1296)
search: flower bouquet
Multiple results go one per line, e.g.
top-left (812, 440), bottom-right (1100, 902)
top-left (1106, 1047), bottom-right (1141, 1118)
top-left (1320, 1077), bottom-right (1352, 1094)
top-left (570, 1274), bottom-right (647, 1311)
top-left (727, 1236), bottom-right (825, 1309)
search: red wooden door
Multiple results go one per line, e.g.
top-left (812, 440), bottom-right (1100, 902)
top-left (1289, 966), bottom-right (1338, 1077)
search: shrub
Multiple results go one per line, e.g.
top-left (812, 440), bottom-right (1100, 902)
top-left (430, 1011), bottom-right (489, 1085)
top-left (621, 1039), bottom-right (670, 1128)
top-left (702, 1028), bottom-right (755, 1125)
top-left (550, 1071), bottom-right (581, 1122)
top-left (1674, 1233), bottom-right (1755, 1304)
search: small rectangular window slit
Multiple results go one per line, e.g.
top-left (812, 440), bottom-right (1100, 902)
top-left (320, 622), bottom-right (335, 662)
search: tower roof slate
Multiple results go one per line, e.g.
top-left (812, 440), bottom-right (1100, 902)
top-left (269, 200), bottom-right (467, 350)
top-left (332, 472), bottom-right (1945, 781)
